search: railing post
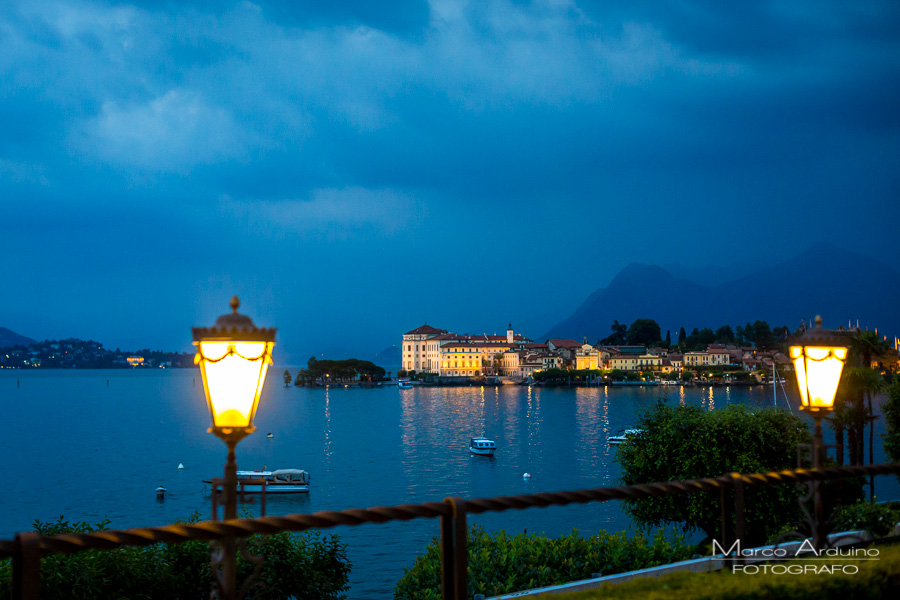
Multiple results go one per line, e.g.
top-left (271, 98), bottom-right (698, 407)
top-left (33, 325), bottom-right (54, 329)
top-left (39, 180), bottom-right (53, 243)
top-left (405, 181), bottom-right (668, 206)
top-left (261, 480), bottom-right (267, 517)
top-left (13, 531), bottom-right (41, 600)
top-left (719, 484), bottom-right (730, 552)
top-left (440, 503), bottom-right (455, 600)
top-left (442, 497), bottom-right (468, 600)
top-left (732, 472), bottom-right (745, 556)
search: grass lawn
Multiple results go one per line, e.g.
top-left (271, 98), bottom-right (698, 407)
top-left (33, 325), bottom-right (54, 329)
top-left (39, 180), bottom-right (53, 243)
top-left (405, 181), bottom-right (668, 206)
top-left (554, 543), bottom-right (900, 600)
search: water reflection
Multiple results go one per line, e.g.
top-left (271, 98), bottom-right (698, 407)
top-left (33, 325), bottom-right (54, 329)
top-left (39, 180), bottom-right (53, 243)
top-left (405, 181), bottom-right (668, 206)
top-left (525, 386), bottom-right (542, 468)
top-left (601, 386), bottom-right (610, 437)
top-left (698, 386), bottom-right (715, 410)
top-left (501, 386), bottom-right (521, 444)
top-left (236, 491), bottom-right (312, 518)
top-left (574, 388), bottom-right (603, 479)
top-left (323, 387), bottom-right (332, 461)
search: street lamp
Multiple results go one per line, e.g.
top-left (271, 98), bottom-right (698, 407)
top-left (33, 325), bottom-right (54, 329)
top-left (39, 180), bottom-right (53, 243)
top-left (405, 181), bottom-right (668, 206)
top-left (193, 296), bottom-right (276, 599)
top-left (789, 315), bottom-right (848, 548)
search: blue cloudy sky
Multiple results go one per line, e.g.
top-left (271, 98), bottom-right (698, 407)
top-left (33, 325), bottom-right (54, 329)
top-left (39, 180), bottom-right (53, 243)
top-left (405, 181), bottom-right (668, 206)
top-left (2, 0), bottom-right (899, 363)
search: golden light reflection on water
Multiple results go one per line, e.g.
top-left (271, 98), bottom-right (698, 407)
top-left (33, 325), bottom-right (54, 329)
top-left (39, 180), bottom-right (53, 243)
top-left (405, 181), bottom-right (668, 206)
top-left (601, 386), bottom-right (610, 436)
top-left (526, 386), bottom-right (542, 460)
top-left (575, 388), bottom-right (605, 480)
top-left (323, 387), bottom-right (332, 461)
top-left (502, 387), bottom-right (521, 439)
top-left (679, 385), bottom-right (686, 406)
top-left (701, 386), bottom-right (715, 410)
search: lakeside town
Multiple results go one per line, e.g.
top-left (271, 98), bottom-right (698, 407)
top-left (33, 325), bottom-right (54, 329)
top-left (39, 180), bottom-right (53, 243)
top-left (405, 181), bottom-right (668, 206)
top-left (400, 319), bottom-right (900, 385)
top-left (0, 337), bottom-right (194, 369)
top-left (4, 318), bottom-right (899, 386)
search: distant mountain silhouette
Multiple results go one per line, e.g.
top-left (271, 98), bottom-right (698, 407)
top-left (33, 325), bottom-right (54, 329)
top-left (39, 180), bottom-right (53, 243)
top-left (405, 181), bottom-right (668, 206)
top-left (661, 257), bottom-right (780, 287)
top-left (0, 327), bottom-right (36, 349)
top-left (540, 243), bottom-right (900, 342)
top-left (374, 345), bottom-right (401, 366)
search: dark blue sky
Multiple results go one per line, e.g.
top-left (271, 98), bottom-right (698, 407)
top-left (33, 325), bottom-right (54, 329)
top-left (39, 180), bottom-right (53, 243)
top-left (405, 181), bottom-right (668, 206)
top-left (2, 0), bottom-right (899, 363)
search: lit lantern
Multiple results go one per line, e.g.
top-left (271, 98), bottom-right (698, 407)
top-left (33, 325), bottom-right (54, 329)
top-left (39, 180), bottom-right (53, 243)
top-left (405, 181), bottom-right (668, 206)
top-left (193, 296), bottom-right (276, 441)
top-left (789, 316), bottom-right (848, 413)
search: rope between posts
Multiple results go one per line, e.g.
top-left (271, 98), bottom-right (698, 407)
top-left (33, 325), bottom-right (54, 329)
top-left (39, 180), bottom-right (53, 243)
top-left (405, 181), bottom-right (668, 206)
top-left (8, 502), bottom-right (452, 556)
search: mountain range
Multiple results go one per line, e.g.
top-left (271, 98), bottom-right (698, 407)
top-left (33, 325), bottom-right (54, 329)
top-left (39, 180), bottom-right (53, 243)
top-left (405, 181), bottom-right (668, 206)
top-left (540, 243), bottom-right (900, 343)
top-left (0, 327), bottom-right (36, 349)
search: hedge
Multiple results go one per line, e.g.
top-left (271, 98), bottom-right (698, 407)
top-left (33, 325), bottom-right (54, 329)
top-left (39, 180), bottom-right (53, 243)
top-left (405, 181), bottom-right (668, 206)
top-left (394, 525), bottom-right (694, 599)
top-left (0, 513), bottom-right (351, 600)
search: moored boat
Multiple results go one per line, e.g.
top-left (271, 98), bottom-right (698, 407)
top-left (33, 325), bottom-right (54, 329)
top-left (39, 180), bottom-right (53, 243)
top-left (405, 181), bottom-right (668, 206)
top-left (206, 469), bottom-right (311, 493)
top-left (607, 429), bottom-right (643, 445)
top-left (469, 436), bottom-right (496, 456)
top-left (398, 380), bottom-right (413, 389)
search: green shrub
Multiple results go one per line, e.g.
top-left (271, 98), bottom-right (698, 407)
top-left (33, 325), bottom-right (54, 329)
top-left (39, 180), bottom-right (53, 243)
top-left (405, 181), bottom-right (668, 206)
top-left (394, 525), bottom-right (694, 599)
top-left (883, 378), bottom-right (900, 483)
top-left (617, 403), bottom-right (812, 546)
top-left (831, 500), bottom-right (900, 538)
top-left (0, 514), bottom-right (351, 600)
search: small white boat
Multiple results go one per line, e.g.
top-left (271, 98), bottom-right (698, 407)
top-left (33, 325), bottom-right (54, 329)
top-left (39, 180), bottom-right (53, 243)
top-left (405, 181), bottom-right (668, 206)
top-left (469, 436), bottom-right (497, 456)
top-left (398, 380), bottom-right (413, 389)
top-left (608, 429), bottom-right (643, 445)
top-left (206, 469), bottom-right (311, 494)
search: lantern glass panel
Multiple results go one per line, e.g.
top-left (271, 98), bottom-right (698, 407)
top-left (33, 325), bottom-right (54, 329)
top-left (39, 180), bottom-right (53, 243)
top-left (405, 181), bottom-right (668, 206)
top-left (201, 341), bottom-right (269, 428)
top-left (791, 345), bottom-right (847, 409)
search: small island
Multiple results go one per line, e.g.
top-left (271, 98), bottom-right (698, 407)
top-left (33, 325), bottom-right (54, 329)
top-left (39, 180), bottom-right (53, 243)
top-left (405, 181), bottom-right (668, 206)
top-left (289, 357), bottom-right (388, 387)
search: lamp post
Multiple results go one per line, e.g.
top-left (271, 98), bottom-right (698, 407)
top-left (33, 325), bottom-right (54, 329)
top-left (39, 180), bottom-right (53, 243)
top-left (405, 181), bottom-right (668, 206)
top-left (193, 296), bottom-right (276, 600)
top-left (789, 315), bottom-right (848, 549)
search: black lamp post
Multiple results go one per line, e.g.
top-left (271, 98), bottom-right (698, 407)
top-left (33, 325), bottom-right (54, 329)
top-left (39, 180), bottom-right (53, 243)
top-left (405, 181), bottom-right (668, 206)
top-left (789, 316), bottom-right (848, 549)
top-left (193, 296), bottom-right (276, 599)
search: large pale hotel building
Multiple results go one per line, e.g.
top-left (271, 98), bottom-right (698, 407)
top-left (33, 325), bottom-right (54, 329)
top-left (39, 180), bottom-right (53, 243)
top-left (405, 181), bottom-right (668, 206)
top-left (401, 323), bottom-right (610, 379)
top-left (401, 323), bottom-right (533, 377)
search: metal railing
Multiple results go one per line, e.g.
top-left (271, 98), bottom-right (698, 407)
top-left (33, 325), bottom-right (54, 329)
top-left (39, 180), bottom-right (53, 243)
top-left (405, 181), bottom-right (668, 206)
top-left (3, 462), bottom-right (900, 600)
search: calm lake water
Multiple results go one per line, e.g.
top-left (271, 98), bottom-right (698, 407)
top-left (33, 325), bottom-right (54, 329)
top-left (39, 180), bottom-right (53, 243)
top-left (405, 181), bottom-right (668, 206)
top-left (1, 370), bottom-right (896, 598)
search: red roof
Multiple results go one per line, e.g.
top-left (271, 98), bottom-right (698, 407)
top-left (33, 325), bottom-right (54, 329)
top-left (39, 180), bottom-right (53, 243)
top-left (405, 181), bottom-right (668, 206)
top-left (405, 324), bottom-right (445, 335)
top-left (431, 333), bottom-right (458, 340)
top-left (547, 338), bottom-right (581, 349)
top-left (443, 342), bottom-right (511, 349)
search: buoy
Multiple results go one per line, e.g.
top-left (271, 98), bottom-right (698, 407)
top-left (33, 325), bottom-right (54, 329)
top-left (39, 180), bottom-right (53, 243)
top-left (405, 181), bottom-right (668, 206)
top-left (156, 486), bottom-right (166, 499)
top-left (178, 463), bottom-right (184, 470)
top-left (523, 473), bottom-right (532, 479)
top-left (266, 433), bottom-right (274, 439)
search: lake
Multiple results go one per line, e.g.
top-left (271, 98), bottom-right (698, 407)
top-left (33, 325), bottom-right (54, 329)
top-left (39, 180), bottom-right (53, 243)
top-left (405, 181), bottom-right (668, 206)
top-left (1, 370), bottom-right (896, 598)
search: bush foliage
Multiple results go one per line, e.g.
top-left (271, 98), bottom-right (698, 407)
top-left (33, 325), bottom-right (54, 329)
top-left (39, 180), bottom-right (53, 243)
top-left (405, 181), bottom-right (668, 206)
top-left (0, 514), bottom-right (351, 600)
top-left (394, 525), bottom-right (694, 599)
top-left (832, 500), bottom-right (900, 538)
top-left (616, 402), bottom-right (811, 546)
top-left (882, 378), bottom-right (900, 480)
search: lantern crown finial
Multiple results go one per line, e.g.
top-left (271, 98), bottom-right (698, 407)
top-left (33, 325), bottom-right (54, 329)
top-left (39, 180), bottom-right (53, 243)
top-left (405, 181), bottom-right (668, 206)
top-left (791, 316), bottom-right (847, 348)
top-left (191, 297), bottom-right (276, 343)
